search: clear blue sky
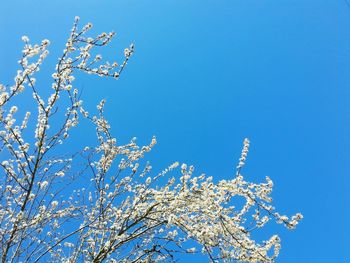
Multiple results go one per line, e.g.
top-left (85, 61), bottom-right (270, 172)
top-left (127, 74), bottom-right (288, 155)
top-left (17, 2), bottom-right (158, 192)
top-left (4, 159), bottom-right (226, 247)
top-left (1, 1), bottom-right (349, 262)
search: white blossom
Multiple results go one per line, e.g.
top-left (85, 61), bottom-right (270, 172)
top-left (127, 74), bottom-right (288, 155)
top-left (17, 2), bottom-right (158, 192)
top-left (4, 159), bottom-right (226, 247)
top-left (0, 19), bottom-right (301, 263)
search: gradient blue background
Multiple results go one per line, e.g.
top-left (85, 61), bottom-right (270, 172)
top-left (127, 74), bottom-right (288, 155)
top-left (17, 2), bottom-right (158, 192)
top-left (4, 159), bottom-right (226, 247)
top-left (1, 1), bottom-right (349, 262)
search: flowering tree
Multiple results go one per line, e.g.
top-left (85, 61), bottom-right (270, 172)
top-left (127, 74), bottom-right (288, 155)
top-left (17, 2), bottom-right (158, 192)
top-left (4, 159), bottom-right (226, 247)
top-left (0, 17), bottom-right (302, 263)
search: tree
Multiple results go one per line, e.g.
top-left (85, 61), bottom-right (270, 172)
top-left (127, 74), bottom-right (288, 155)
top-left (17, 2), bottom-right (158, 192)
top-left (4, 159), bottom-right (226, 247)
top-left (0, 17), bottom-right (302, 263)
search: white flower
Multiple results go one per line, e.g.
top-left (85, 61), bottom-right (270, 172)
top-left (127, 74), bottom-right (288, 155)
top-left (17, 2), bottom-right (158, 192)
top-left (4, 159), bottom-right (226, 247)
top-left (55, 171), bottom-right (65, 177)
top-left (124, 48), bottom-right (131, 57)
top-left (51, 201), bottom-right (58, 209)
top-left (42, 39), bottom-right (50, 46)
top-left (21, 35), bottom-right (29, 42)
top-left (186, 247), bottom-right (196, 253)
top-left (38, 181), bottom-right (48, 189)
top-left (64, 242), bottom-right (74, 248)
top-left (10, 106), bottom-right (18, 114)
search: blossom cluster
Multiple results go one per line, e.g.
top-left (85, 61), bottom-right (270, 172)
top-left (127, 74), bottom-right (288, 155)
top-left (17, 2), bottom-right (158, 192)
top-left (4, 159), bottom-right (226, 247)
top-left (0, 18), bottom-right (301, 263)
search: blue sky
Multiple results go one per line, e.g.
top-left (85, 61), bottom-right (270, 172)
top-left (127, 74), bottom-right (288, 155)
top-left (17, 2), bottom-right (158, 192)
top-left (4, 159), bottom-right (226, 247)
top-left (1, 0), bottom-right (350, 262)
